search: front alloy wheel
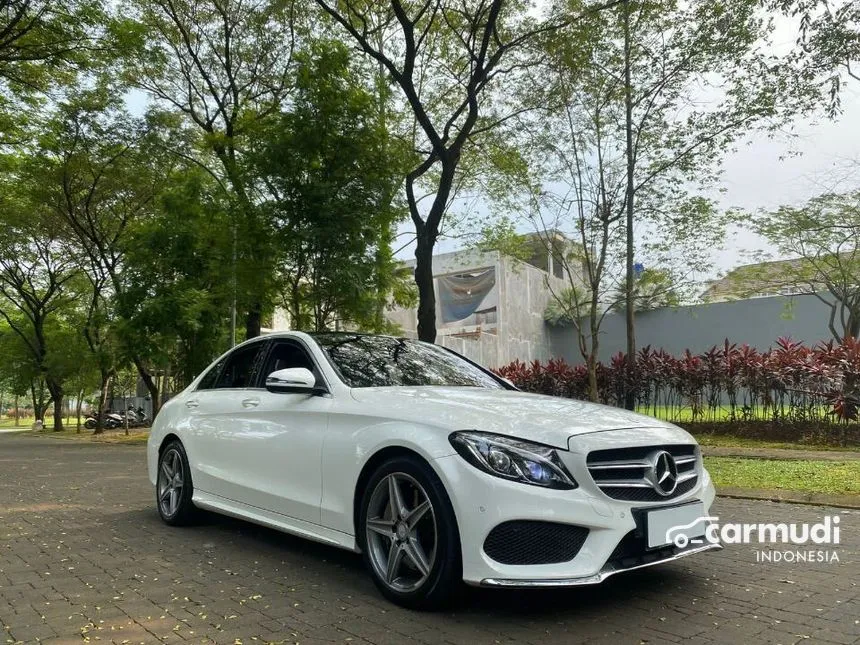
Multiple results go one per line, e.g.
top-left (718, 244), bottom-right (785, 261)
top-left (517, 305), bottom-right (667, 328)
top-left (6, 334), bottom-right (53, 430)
top-left (366, 473), bottom-right (437, 592)
top-left (359, 456), bottom-right (461, 609)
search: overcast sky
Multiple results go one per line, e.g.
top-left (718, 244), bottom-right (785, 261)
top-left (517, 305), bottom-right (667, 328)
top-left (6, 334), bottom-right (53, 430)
top-left (710, 86), bottom-right (860, 273)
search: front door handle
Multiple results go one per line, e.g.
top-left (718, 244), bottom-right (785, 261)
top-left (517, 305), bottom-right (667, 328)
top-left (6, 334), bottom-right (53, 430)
top-left (185, 400), bottom-right (199, 409)
top-left (241, 398), bottom-right (260, 409)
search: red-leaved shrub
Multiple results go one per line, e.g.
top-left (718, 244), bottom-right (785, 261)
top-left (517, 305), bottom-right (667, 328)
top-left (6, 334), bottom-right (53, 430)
top-left (495, 337), bottom-right (860, 424)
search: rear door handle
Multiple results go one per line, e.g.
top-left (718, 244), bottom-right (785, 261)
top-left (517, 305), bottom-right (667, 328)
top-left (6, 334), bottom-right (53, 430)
top-left (241, 398), bottom-right (260, 409)
top-left (185, 400), bottom-right (199, 409)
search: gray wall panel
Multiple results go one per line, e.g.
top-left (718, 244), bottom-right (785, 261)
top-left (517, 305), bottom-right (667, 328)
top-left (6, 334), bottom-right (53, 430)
top-left (548, 294), bottom-right (838, 365)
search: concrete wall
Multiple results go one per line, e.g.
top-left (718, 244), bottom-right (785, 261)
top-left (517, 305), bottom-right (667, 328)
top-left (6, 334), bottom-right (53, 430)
top-left (385, 248), bottom-right (502, 337)
top-left (386, 249), bottom-right (567, 368)
top-left (497, 258), bottom-right (565, 365)
top-left (547, 293), bottom-right (839, 365)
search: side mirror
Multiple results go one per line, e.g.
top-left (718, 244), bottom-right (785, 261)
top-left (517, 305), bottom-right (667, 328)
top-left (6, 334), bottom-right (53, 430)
top-left (265, 367), bottom-right (320, 394)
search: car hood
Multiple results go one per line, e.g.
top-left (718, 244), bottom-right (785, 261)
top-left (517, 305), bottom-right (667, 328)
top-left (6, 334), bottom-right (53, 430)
top-left (349, 386), bottom-right (674, 449)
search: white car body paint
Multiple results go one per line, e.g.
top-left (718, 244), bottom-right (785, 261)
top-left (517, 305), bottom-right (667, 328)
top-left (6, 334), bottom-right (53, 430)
top-left (148, 331), bottom-right (718, 587)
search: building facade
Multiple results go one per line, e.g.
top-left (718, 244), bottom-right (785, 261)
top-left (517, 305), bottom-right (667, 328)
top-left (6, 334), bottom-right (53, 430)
top-left (385, 247), bottom-right (568, 367)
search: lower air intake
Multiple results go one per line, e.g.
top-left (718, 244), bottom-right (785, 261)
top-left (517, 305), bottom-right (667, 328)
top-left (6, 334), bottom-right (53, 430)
top-left (483, 520), bottom-right (589, 565)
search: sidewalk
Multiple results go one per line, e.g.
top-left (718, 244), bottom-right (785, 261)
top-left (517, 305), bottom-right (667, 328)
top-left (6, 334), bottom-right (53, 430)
top-left (702, 445), bottom-right (860, 461)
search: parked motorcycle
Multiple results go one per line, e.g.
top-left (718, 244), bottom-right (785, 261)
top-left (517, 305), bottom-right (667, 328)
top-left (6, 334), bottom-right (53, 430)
top-left (124, 407), bottom-right (149, 427)
top-left (83, 411), bottom-right (122, 430)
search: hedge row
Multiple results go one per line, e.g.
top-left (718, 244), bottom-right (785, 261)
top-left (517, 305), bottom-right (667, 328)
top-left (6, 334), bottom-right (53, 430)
top-left (495, 337), bottom-right (860, 424)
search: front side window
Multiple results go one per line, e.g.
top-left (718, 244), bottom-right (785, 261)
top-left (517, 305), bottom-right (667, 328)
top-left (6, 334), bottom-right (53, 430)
top-left (313, 334), bottom-right (505, 389)
top-left (262, 340), bottom-right (319, 382)
top-left (197, 357), bottom-right (226, 390)
top-left (214, 342), bottom-right (267, 389)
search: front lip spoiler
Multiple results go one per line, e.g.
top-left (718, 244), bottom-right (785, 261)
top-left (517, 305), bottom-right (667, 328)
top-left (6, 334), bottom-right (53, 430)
top-left (480, 541), bottom-right (723, 588)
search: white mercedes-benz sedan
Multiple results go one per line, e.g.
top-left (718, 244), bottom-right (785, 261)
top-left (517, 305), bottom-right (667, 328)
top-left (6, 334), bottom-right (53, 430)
top-left (148, 332), bottom-right (719, 608)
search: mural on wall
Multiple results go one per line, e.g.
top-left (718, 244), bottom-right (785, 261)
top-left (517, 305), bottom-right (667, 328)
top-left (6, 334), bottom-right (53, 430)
top-left (436, 267), bottom-right (498, 329)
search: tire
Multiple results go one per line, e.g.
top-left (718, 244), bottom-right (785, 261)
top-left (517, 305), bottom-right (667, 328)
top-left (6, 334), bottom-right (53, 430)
top-left (156, 440), bottom-right (197, 526)
top-left (84, 419), bottom-right (96, 429)
top-left (357, 454), bottom-right (462, 610)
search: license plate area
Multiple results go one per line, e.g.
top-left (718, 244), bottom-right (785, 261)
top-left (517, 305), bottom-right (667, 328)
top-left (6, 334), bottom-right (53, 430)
top-left (645, 501), bottom-right (706, 549)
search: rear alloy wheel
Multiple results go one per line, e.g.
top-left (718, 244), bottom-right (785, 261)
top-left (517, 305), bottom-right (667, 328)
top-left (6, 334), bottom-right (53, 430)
top-left (359, 456), bottom-right (461, 609)
top-left (156, 440), bottom-right (197, 526)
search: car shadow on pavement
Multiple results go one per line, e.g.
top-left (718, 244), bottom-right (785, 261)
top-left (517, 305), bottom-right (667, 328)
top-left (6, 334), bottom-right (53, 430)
top-left (106, 505), bottom-right (716, 617)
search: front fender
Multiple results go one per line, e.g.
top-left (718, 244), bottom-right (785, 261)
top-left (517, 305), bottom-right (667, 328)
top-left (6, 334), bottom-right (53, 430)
top-left (319, 415), bottom-right (456, 537)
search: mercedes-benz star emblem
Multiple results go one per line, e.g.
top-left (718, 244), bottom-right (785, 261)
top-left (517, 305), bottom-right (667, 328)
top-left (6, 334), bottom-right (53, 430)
top-left (647, 450), bottom-right (678, 496)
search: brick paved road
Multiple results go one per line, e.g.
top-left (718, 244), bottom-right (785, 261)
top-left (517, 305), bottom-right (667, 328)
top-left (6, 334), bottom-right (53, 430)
top-left (0, 435), bottom-right (857, 645)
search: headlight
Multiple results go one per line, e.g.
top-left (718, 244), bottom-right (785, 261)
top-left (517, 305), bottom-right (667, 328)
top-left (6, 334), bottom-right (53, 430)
top-left (448, 431), bottom-right (577, 490)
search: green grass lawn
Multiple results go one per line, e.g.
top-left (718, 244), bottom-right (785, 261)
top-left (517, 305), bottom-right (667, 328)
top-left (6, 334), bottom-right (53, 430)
top-left (693, 433), bottom-right (860, 452)
top-left (21, 427), bottom-right (150, 444)
top-left (636, 404), bottom-right (834, 423)
top-left (704, 456), bottom-right (860, 495)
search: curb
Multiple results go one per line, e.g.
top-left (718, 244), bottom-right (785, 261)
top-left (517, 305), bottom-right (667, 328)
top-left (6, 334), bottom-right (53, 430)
top-left (717, 488), bottom-right (860, 510)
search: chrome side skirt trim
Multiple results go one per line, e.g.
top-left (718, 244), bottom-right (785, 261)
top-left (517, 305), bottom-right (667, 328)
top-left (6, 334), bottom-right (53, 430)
top-left (480, 542), bottom-right (723, 588)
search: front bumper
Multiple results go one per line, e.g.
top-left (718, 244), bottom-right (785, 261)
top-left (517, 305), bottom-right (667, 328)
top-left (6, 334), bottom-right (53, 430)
top-left (481, 541), bottom-right (722, 587)
top-left (432, 426), bottom-right (718, 586)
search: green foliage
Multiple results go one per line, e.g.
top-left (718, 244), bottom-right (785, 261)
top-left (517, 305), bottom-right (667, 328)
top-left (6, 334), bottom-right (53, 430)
top-left (544, 286), bottom-right (590, 326)
top-left (611, 268), bottom-right (681, 313)
top-left (0, 0), bottom-right (110, 144)
top-left (474, 217), bottom-right (533, 264)
top-left (250, 40), bottom-right (413, 332)
top-left (120, 0), bottom-right (308, 336)
top-left (752, 190), bottom-right (860, 339)
top-left (767, 0), bottom-right (859, 116)
top-left (122, 169), bottom-right (234, 387)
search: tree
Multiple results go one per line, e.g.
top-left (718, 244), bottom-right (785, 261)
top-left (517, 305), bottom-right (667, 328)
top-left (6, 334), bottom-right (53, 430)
top-left (752, 190), bottom-right (860, 340)
top-left (315, 0), bottom-right (573, 342)
top-left (23, 91), bottom-right (174, 416)
top-left (0, 316), bottom-right (43, 422)
top-left (0, 0), bottom-right (107, 144)
top-left (122, 167), bottom-right (234, 389)
top-left (121, 0), bottom-right (304, 340)
top-left (611, 267), bottom-right (680, 312)
top-left (768, 0), bottom-right (859, 116)
top-left (539, 0), bottom-right (814, 408)
top-left (250, 40), bottom-right (414, 332)
top-left (0, 192), bottom-right (79, 431)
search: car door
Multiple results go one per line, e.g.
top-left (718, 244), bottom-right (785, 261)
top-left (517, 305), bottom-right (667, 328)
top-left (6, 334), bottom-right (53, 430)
top-left (183, 339), bottom-right (269, 501)
top-left (230, 338), bottom-right (332, 524)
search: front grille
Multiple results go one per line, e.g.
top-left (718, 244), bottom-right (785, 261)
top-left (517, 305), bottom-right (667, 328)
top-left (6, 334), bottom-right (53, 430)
top-left (483, 521), bottom-right (589, 565)
top-left (587, 444), bottom-right (698, 502)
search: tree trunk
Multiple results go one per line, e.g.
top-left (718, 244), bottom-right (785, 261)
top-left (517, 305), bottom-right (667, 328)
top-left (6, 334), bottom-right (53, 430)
top-left (245, 301), bottom-right (262, 339)
top-left (133, 357), bottom-right (161, 417)
top-left (76, 389), bottom-right (83, 433)
top-left (414, 233), bottom-right (437, 343)
top-left (848, 309), bottom-right (860, 339)
top-left (622, 0), bottom-right (637, 411)
top-left (14, 394), bottom-right (19, 425)
top-left (31, 382), bottom-right (42, 422)
top-left (95, 370), bottom-right (112, 434)
top-left (46, 378), bottom-right (64, 432)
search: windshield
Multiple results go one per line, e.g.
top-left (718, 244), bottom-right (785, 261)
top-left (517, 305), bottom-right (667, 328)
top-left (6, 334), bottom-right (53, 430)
top-left (312, 333), bottom-right (506, 389)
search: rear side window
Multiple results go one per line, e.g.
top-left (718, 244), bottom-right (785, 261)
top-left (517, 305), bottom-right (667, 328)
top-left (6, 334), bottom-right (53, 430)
top-left (214, 342), bottom-right (267, 389)
top-left (197, 357), bottom-right (226, 390)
